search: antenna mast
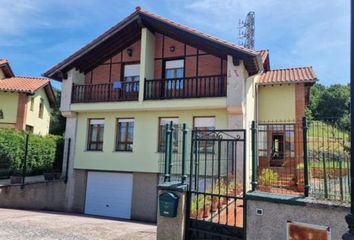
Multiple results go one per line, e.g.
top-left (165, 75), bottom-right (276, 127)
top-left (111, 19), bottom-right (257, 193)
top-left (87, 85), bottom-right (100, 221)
top-left (238, 11), bottom-right (255, 49)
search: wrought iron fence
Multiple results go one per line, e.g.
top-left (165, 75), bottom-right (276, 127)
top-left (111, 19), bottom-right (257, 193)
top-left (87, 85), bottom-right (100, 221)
top-left (251, 117), bottom-right (351, 203)
top-left (307, 119), bottom-right (351, 202)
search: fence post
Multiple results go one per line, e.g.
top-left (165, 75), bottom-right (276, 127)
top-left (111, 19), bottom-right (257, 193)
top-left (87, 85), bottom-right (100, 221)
top-left (323, 153), bottom-right (328, 199)
top-left (21, 133), bottom-right (29, 189)
top-left (251, 121), bottom-right (258, 191)
top-left (302, 117), bottom-right (310, 197)
top-left (164, 124), bottom-right (170, 182)
top-left (181, 123), bottom-right (187, 184)
top-left (168, 121), bottom-right (174, 182)
top-left (64, 138), bottom-right (71, 183)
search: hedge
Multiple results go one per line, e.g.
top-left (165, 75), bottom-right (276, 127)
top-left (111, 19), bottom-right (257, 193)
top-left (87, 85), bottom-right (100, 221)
top-left (0, 129), bottom-right (64, 176)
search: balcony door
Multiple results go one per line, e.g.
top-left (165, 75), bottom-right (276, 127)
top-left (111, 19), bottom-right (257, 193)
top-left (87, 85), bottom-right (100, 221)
top-left (164, 59), bottom-right (184, 97)
top-left (123, 64), bottom-right (139, 98)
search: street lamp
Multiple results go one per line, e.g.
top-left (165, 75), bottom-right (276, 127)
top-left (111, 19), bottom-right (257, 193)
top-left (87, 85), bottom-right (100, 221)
top-left (343, 1), bottom-right (354, 239)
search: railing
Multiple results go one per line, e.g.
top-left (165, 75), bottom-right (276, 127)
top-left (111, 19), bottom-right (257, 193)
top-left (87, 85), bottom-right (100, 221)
top-left (71, 81), bottom-right (139, 103)
top-left (251, 117), bottom-right (351, 203)
top-left (144, 75), bottom-right (227, 100)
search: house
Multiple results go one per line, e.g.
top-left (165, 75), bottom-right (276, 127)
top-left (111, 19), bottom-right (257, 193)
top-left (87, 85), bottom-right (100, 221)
top-left (44, 7), bottom-right (317, 222)
top-left (0, 59), bottom-right (56, 135)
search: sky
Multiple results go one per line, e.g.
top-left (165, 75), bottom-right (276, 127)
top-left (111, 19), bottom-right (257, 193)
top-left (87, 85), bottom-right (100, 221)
top-left (0, 0), bottom-right (350, 90)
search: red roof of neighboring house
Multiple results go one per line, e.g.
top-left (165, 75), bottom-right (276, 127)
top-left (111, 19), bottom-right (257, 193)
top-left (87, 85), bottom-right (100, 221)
top-left (258, 67), bottom-right (317, 85)
top-left (0, 76), bottom-right (50, 93)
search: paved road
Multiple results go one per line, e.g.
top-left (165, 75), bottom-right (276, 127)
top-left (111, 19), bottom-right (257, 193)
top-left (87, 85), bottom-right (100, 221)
top-left (0, 208), bottom-right (156, 240)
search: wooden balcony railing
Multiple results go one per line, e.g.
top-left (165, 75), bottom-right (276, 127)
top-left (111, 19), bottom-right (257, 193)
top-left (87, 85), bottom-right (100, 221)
top-left (71, 81), bottom-right (139, 103)
top-left (144, 75), bottom-right (227, 100)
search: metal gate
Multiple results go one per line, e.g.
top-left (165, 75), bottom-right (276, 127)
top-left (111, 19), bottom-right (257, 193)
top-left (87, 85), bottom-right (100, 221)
top-left (185, 129), bottom-right (246, 240)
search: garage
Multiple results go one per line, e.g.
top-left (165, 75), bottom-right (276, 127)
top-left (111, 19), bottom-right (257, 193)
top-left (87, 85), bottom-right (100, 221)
top-left (85, 171), bottom-right (133, 219)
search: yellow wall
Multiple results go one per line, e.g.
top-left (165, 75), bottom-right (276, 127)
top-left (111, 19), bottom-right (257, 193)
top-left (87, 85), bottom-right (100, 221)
top-left (25, 88), bottom-right (51, 135)
top-left (0, 91), bottom-right (19, 127)
top-left (258, 84), bottom-right (295, 122)
top-left (74, 109), bottom-right (228, 173)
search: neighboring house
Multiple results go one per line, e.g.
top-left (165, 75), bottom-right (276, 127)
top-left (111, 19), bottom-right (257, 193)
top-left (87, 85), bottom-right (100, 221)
top-left (0, 59), bottom-right (56, 135)
top-left (44, 7), bottom-right (317, 222)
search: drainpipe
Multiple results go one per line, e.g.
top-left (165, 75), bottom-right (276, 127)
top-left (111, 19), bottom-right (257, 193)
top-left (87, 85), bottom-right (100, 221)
top-left (342, 1), bottom-right (354, 239)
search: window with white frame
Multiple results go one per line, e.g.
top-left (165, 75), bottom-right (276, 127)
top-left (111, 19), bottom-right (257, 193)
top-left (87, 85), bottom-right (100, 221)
top-left (193, 117), bottom-right (216, 153)
top-left (87, 119), bottom-right (105, 151)
top-left (165, 59), bottom-right (184, 89)
top-left (123, 64), bottom-right (140, 91)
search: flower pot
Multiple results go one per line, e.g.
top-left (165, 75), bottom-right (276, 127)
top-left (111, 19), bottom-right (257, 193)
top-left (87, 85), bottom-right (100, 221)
top-left (197, 208), bottom-right (204, 220)
top-left (10, 175), bottom-right (23, 184)
top-left (211, 196), bottom-right (219, 212)
top-left (258, 185), bottom-right (271, 192)
top-left (203, 204), bottom-right (211, 218)
top-left (297, 183), bottom-right (304, 192)
top-left (44, 172), bottom-right (55, 181)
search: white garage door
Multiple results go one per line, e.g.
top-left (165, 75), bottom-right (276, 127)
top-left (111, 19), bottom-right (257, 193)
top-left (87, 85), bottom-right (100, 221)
top-left (85, 171), bottom-right (133, 219)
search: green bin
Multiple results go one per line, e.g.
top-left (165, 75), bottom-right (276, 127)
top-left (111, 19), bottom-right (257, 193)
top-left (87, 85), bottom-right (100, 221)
top-left (159, 192), bottom-right (179, 217)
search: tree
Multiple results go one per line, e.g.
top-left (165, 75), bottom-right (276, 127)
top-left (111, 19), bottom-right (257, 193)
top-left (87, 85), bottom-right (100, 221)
top-left (49, 90), bottom-right (66, 135)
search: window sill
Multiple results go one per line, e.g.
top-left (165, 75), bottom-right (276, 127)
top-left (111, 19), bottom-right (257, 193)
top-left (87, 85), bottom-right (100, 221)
top-left (113, 150), bottom-right (133, 153)
top-left (85, 150), bottom-right (103, 152)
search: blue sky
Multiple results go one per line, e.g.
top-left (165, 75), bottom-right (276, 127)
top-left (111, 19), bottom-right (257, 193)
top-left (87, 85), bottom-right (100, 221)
top-left (0, 0), bottom-right (350, 89)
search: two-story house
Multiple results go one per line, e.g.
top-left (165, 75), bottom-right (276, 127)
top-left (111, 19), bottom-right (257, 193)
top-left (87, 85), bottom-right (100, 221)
top-left (0, 59), bottom-right (55, 135)
top-left (44, 7), bottom-right (317, 222)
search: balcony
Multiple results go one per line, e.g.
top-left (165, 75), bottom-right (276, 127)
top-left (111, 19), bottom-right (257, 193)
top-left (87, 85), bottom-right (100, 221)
top-left (144, 75), bottom-right (227, 100)
top-left (71, 81), bottom-right (139, 103)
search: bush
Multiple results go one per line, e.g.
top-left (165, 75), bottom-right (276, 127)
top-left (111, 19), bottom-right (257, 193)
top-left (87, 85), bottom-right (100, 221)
top-left (0, 129), bottom-right (64, 176)
top-left (259, 168), bottom-right (278, 186)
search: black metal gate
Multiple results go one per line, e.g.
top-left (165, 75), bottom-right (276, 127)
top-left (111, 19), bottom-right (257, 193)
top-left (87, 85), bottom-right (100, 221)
top-left (185, 129), bottom-right (246, 240)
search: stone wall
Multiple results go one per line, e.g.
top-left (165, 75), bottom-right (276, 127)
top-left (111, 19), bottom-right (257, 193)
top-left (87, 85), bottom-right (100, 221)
top-left (0, 181), bottom-right (66, 212)
top-left (247, 197), bottom-right (349, 240)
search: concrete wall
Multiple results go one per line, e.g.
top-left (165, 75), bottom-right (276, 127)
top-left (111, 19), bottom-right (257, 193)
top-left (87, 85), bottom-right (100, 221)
top-left (74, 109), bottom-right (228, 172)
top-left (26, 88), bottom-right (51, 135)
top-left (0, 181), bottom-right (66, 212)
top-left (258, 84), bottom-right (296, 122)
top-left (0, 91), bottom-right (18, 126)
top-left (131, 172), bottom-right (158, 222)
top-left (247, 199), bottom-right (348, 240)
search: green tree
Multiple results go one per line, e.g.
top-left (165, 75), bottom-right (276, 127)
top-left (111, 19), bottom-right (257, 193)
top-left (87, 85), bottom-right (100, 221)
top-left (49, 90), bottom-right (66, 135)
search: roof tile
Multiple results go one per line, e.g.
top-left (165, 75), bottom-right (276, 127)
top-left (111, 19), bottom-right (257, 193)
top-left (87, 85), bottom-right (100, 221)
top-left (0, 77), bottom-right (49, 93)
top-left (259, 67), bottom-right (317, 85)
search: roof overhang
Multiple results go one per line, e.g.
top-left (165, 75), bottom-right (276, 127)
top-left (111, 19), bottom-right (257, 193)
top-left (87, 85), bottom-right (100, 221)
top-left (44, 9), bottom-right (261, 81)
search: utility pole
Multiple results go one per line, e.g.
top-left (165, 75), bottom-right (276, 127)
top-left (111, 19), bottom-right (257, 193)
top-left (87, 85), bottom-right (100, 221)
top-left (342, 1), bottom-right (354, 239)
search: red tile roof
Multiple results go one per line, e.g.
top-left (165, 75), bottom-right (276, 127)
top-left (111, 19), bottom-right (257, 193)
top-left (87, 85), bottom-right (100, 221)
top-left (258, 67), bottom-right (317, 85)
top-left (137, 8), bottom-right (258, 56)
top-left (0, 76), bottom-right (50, 93)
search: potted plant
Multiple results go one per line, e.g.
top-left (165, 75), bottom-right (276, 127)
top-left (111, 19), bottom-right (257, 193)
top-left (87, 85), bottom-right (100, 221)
top-left (258, 168), bottom-right (278, 192)
top-left (202, 195), bottom-right (211, 218)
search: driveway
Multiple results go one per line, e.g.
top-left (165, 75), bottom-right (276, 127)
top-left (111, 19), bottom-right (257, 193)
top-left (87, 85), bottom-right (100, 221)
top-left (0, 208), bottom-right (156, 240)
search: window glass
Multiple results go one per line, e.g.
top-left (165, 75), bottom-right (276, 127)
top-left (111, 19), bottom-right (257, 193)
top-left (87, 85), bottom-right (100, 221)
top-left (38, 98), bottom-right (44, 118)
top-left (159, 118), bottom-right (179, 152)
top-left (165, 60), bottom-right (184, 89)
top-left (193, 117), bottom-right (216, 153)
top-left (116, 118), bottom-right (134, 151)
top-left (87, 119), bottom-right (104, 151)
top-left (124, 64), bottom-right (139, 92)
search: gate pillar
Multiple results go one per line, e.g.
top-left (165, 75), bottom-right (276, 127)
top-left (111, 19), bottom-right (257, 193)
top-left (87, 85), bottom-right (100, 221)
top-left (157, 183), bottom-right (188, 240)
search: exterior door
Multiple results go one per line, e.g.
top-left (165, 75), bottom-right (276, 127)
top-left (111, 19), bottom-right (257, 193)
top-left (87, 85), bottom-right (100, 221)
top-left (85, 171), bottom-right (133, 219)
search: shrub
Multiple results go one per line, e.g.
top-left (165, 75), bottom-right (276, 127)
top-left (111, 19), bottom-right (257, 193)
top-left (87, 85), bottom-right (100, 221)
top-left (259, 168), bottom-right (278, 186)
top-left (0, 129), bottom-right (64, 176)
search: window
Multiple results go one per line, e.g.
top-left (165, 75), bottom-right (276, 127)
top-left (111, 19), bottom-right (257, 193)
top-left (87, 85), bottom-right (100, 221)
top-left (87, 119), bottom-right (105, 151)
top-left (158, 117), bottom-right (179, 152)
top-left (258, 125), bottom-right (268, 157)
top-left (30, 98), bottom-right (34, 111)
top-left (165, 59), bottom-right (184, 89)
top-left (38, 98), bottom-right (44, 118)
top-left (193, 117), bottom-right (216, 153)
top-left (123, 64), bottom-right (140, 92)
top-left (116, 118), bottom-right (134, 151)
